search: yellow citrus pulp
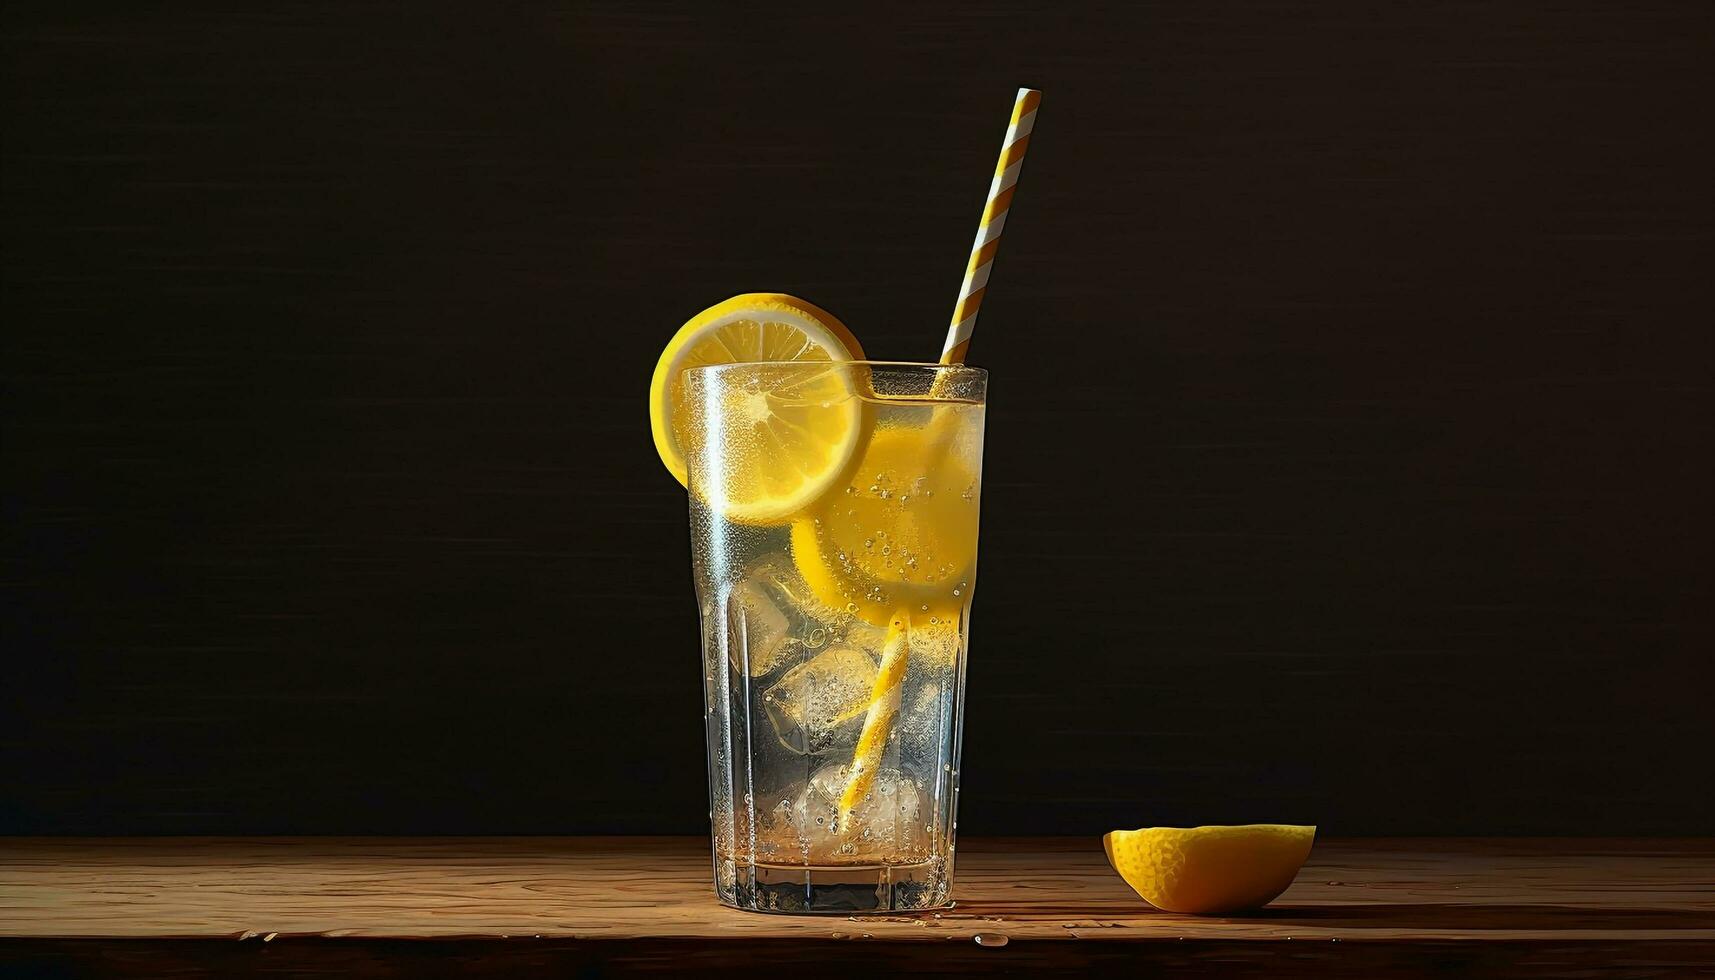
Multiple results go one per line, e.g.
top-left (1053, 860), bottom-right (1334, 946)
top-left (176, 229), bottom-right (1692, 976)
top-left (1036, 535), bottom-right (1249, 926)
top-left (1103, 824), bottom-right (1316, 914)
top-left (649, 293), bottom-right (865, 524)
top-left (790, 424), bottom-right (980, 626)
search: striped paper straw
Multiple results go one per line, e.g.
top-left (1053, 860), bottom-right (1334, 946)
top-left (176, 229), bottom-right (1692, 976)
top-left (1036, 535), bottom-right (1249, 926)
top-left (838, 612), bottom-right (909, 824)
top-left (839, 90), bottom-right (1042, 829)
top-left (940, 87), bottom-right (1041, 365)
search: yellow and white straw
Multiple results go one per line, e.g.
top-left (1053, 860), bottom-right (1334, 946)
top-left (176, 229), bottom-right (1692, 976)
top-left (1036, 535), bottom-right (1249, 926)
top-left (839, 89), bottom-right (1044, 824)
top-left (940, 87), bottom-right (1041, 366)
top-left (839, 612), bottom-right (909, 822)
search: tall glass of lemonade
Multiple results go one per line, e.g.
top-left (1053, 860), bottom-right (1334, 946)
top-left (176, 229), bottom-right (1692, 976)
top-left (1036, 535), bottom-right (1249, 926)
top-left (677, 354), bottom-right (986, 913)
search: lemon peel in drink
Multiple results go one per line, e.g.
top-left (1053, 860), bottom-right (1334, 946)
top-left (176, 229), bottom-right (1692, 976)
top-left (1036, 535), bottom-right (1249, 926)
top-left (790, 425), bottom-right (979, 626)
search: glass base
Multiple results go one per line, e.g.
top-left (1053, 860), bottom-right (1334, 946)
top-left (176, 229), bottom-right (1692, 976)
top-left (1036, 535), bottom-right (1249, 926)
top-left (718, 859), bottom-right (950, 914)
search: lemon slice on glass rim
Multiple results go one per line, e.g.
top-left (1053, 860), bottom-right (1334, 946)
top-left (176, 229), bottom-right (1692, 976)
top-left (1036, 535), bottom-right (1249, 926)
top-left (649, 293), bottom-right (867, 524)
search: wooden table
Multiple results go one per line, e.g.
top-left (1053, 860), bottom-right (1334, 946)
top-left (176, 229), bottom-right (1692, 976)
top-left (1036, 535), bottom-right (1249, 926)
top-left (3, 837), bottom-right (1712, 976)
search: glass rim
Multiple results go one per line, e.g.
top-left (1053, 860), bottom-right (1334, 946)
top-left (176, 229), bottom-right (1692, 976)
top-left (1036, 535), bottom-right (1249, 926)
top-left (682, 359), bottom-right (987, 379)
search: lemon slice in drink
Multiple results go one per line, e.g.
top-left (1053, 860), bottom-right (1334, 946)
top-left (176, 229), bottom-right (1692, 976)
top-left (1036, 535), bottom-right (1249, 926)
top-left (791, 424), bottom-right (980, 625)
top-left (1103, 825), bottom-right (1316, 914)
top-left (649, 293), bottom-right (866, 524)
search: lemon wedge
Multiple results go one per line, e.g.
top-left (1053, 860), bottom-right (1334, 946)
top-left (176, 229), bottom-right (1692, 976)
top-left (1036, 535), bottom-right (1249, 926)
top-left (790, 424), bottom-right (980, 625)
top-left (1103, 824), bottom-right (1316, 914)
top-left (649, 293), bottom-right (865, 523)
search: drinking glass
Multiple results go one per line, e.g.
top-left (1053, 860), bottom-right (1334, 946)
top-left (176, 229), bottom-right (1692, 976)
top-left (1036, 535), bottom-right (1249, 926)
top-left (682, 361), bottom-right (986, 913)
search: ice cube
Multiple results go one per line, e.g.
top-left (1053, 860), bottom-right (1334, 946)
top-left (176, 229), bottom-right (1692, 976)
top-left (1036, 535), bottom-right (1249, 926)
top-left (727, 575), bottom-right (795, 678)
top-left (727, 559), bottom-right (883, 678)
top-left (762, 645), bottom-right (877, 755)
top-left (896, 680), bottom-right (947, 760)
top-left (789, 761), bottom-right (926, 864)
top-left (908, 616), bottom-right (963, 666)
top-left (838, 615), bottom-right (890, 660)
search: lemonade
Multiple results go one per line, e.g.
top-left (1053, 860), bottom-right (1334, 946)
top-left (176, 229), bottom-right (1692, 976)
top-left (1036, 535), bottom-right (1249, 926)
top-left (652, 89), bottom-right (1035, 913)
top-left (677, 357), bottom-right (986, 913)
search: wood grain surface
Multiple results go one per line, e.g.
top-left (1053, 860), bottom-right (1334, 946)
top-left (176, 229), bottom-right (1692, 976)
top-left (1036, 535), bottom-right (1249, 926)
top-left (4, 837), bottom-right (1713, 941)
top-left (4, 0), bottom-right (1714, 840)
top-left (4, 837), bottom-right (1714, 976)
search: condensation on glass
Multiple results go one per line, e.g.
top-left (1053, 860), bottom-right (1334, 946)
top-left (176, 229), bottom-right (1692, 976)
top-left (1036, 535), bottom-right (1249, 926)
top-left (683, 362), bottom-right (987, 913)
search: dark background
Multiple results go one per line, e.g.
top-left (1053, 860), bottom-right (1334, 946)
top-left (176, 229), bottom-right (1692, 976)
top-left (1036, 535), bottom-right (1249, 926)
top-left (3, 1), bottom-right (1711, 837)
